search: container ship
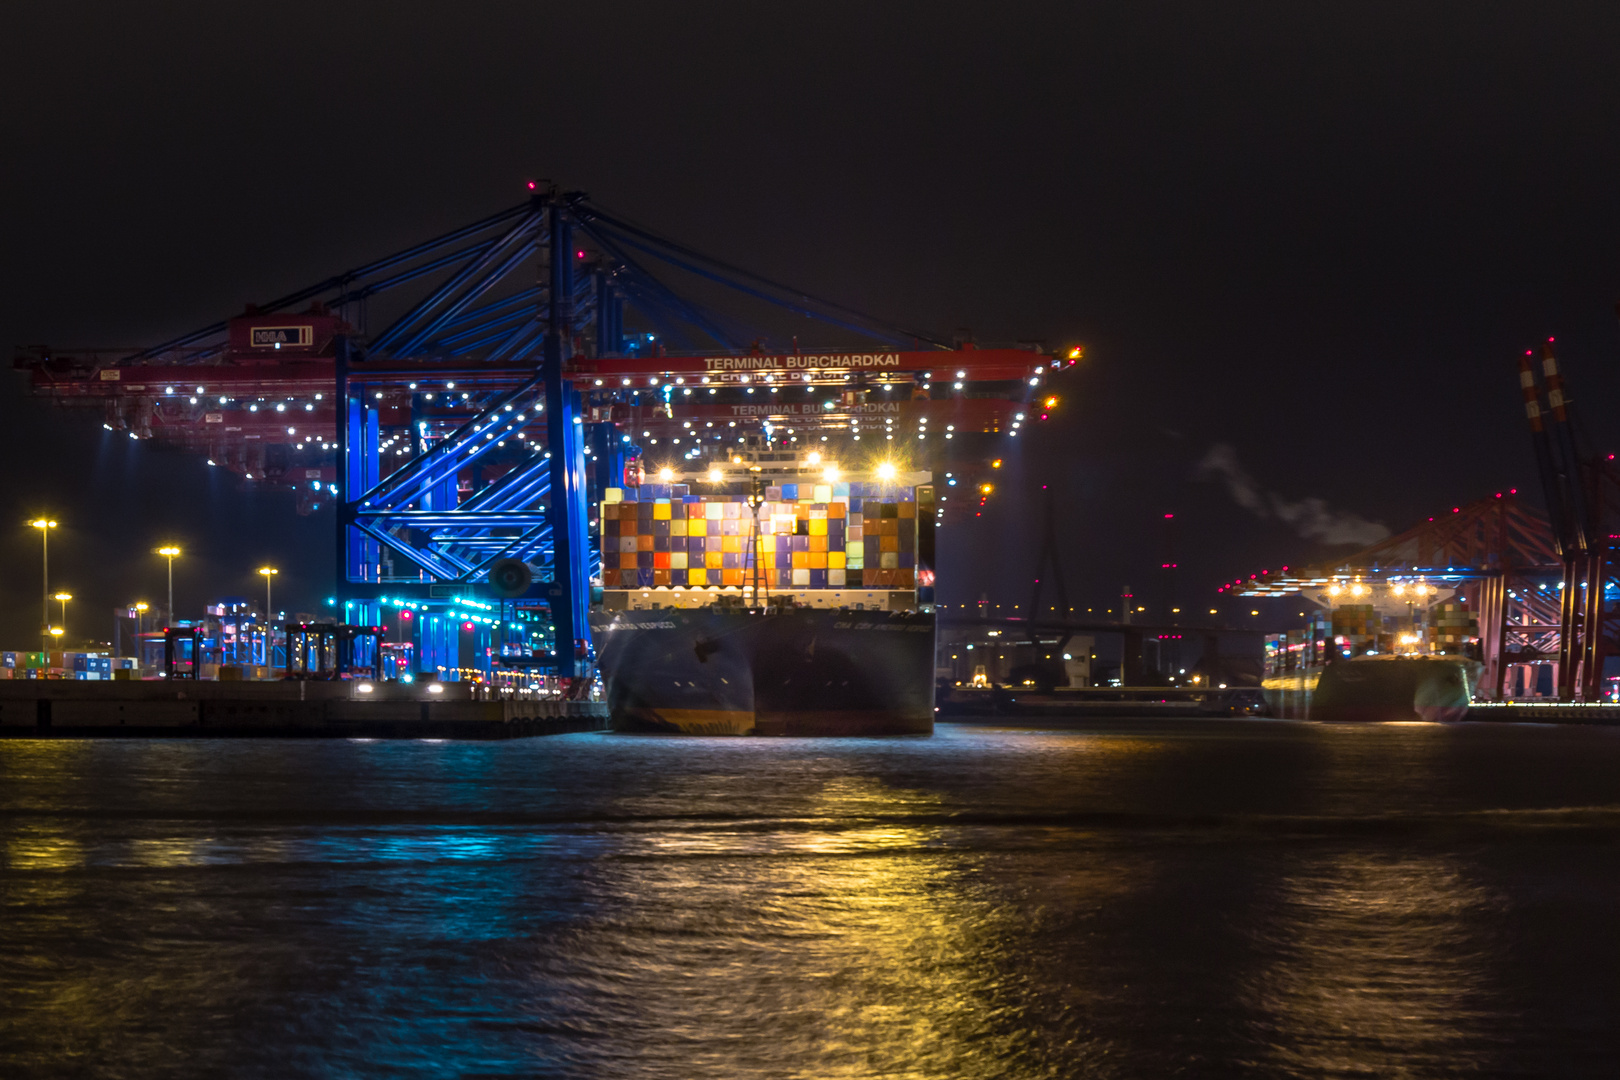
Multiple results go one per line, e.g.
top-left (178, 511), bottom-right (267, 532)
top-left (590, 459), bottom-right (937, 735)
top-left (1261, 584), bottom-right (1482, 722)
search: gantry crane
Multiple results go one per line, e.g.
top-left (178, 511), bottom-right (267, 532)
top-left (14, 187), bottom-right (1080, 685)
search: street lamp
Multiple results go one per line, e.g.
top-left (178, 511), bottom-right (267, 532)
top-left (54, 593), bottom-right (71, 640)
top-left (133, 601), bottom-right (149, 634)
top-left (30, 518), bottom-right (56, 649)
top-left (156, 546), bottom-right (181, 626)
top-left (258, 567), bottom-right (279, 624)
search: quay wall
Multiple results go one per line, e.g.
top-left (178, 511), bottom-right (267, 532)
top-left (0, 681), bottom-right (609, 739)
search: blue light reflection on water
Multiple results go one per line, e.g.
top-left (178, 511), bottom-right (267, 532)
top-left (2, 722), bottom-right (1619, 1077)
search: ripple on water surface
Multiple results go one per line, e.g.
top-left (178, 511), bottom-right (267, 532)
top-left (2, 720), bottom-right (1618, 1078)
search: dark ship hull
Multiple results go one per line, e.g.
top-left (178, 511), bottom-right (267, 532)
top-left (591, 607), bottom-right (935, 736)
top-left (1262, 655), bottom-right (1481, 722)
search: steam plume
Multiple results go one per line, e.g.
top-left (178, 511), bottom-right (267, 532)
top-left (1195, 443), bottom-right (1390, 546)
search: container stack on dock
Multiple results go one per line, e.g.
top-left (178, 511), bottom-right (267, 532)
top-left (1, 651), bottom-right (136, 681)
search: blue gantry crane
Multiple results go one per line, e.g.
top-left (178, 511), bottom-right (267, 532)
top-left (15, 186), bottom-right (1073, 687)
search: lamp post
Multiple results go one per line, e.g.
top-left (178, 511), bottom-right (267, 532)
top-left (127, 601), bottom-right (151, 669)
top-left (54, 592), bottom-right (71, 641)
top-left (258, 567), bottom-right (278, 624)
top-left (157, 546), bottom-right (181, 627)
top-left (30, 519), bottom-right (56, 650)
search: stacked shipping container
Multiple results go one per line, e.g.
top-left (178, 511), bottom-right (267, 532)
top-left (1331, 603), bottom-right (1380, 652)
top-left (1429, 601), bottom-right (1478, 651)
top-left (0, 652), bottom-right (135, 679)
top-left (599, 482), bottom-right (919, 591)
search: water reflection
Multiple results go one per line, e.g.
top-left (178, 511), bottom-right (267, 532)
top-left (5, 823), bottom-right (85, 873)
top-left (1245, 853), bottom-right (1506, 1077)
top-left (0, 726), bottom-right (1616, 1076)
top-left (549, 772), bottom-right (1070, 1078)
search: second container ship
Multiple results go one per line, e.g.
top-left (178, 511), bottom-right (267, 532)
top-left (1261, 583), bottom-right (1482, 722)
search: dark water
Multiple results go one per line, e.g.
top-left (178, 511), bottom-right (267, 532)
top-left (3, 720), bottom-right (1618, 1078)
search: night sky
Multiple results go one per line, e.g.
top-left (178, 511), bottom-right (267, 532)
top-left (4, 3), bottom-right (1620, 644)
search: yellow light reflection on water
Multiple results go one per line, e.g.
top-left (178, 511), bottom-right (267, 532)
top-left (6, 824), bottom-right (85, 872)
top-left (127, 838), bottom-right (212, 868)
top-left (566, 762), bottom-right (1150, 1076)
top-left (1246, 853), bottom-right (1496, 1075)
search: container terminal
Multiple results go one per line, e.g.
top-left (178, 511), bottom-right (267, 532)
top-left (8, 187), bottom-right (1081, 737)
top-left (1224, 341), bottom-right (1620, 723)
top-left (14, 193), bottom-right (1620, 731)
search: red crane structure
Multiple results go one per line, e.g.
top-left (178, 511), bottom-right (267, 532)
top-left (1232, 339), bottom-right (1620, 702)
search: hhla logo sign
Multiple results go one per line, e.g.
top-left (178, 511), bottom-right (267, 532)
top-left (250, 326), bottom-right (314, 348)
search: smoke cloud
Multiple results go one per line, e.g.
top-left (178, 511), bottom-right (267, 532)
top-left (1195, 443), bottom-right (1390, 546)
